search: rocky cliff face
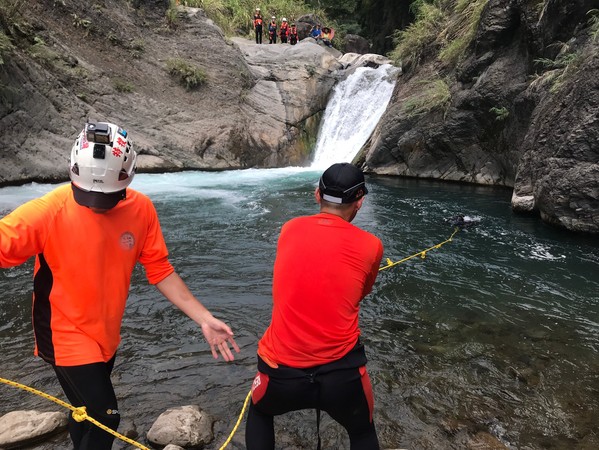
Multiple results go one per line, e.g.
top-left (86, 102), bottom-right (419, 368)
top-left (363, 0), bottom-right (599, 234)
top-left (2, 0), bottom-right (597, 233)
top-left (0, 0), bottom-right (342, 185)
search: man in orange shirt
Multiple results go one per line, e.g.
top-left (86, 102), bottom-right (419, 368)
top-left (246, 163), bottom-right (383, 449)
top-left (0, 121), bottom-right (240, 450)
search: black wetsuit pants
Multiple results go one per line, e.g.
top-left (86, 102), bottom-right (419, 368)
top-left (52, 355), bottom-right (120, 450)
top-left (246, 346), bottom-right (379, 450)
top-left (255, 25), bottom-right (262, 44)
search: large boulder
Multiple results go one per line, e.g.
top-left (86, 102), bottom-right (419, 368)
top-left (296, 14), bottom-right (323, 40)
top-left (147, 405), bottom-right (213, 448)
top-left (343, 34), bottom-right (370, 55)
top-left (0, 410), bottom-right (68, 448)
top-left (230, 37), bottom-right (342, 167)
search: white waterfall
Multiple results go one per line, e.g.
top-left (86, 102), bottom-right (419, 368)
top-left (310, 63), bottom-right (399, 169)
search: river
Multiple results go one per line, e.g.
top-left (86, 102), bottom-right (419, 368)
top-left (2, 63), bottom-right (599, 449)
top-left (1, 168), bottom-right (598, 449)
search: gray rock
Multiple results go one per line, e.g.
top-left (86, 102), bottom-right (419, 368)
top-left (147, 405), bottom-right (214, 448)
top-left (343, 34), bottom-right (370, 55)
top-left (338, 53), bottom-right (394, 69)
top-left (362, 0), bottom-right (598, 233)
top-left (163, 445), bottom-right (186, 450)
top-left (230, 37), bottom-right (342, 167)
top-left (0, 3), bottom-right (337, 185)
top-left (0, 410), bottom-right (68, 448)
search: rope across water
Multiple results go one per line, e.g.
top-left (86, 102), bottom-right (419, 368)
top-left (379, 227), bottom-right (459, 271)
top-left (1, 228), bottom-right (459, 448)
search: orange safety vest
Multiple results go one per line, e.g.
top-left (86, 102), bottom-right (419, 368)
top-left (0, 184), bottom-right (174, 366)
top-left (254, 16), bottom-right (263, 26)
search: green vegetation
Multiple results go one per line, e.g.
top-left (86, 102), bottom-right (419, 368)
top-left (588, 9), bottom-right (599, 42)
top-left (390, 0), bottom-right (445, 69)
top-left (167, 58), bottom-right (207, 89)
top-left (108, 32), bottom-right (123, 46)
top-left (71, 13), bottom-right (91, 30)
top-left (0, 30), bottom-right (12, 64)
top-left (128, 38), bottom-right (145, 58)
top-left (403, 77), bottom-right (451, 117)
top-left (390, 0), bottom-right (489, 70)
top-left (166, 0), bottom-right (180, 28)
top-left (489, 106), bottom-right (509, 121)
top-left (113, 78), bottom-right (134, 93)
top-left (439, 0), bottom-right (488, 66)
top-left (26, 35), bottom-right (89, 80)
top-left (0, 0), bottom-right (25, 64)
top-left (28, 36), bottom-right (57, 62)
top-left (175, 0), bottom-right (325, 38)
top-left (0, 0), bottom-right (23, 24)
top-left (534, 48), bottom-right (582, 93)
top-left (534, 51), bottom-right (579, 71)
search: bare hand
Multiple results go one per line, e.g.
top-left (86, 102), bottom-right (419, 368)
top-left (201, 316), bottom-right (241, 362)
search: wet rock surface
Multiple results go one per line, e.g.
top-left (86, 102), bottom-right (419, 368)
top-left (363, 0), bottom-right (599, 234)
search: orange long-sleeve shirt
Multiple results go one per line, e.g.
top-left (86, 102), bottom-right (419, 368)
top-left (258, 213), bottom-right (383, 368)
top-left (0, 184), bottom-right (174, 366)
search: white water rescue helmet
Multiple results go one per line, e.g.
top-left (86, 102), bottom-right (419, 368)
top-left (70, 121), bottom-right (137, 209)
top-left (282, 17), bottom-right (287, 22)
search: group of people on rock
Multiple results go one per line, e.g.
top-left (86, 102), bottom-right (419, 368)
top-left (252, 6), bottom-right (333, 47)
top-left (309, 23), bottom-right (334, 47)
top-left (253, 7), bottom-right (299, 45)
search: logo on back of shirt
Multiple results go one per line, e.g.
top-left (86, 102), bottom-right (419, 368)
top-left (120, 232), bottom-right (135, 250)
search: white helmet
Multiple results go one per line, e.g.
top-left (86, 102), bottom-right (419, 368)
top-left (282, 17), bottom-right (287, 22)
top-left (70, 121), bottom-right (137, 209)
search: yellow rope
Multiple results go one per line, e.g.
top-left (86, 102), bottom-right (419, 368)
top-left (0, 376), bottom-right (149, 449)
top-left (218, 390), bottom-right (252, 450)
top-left (379, 227), bottom-right (459, 271)
top-left (1, 375), bottom-right (253, 450)
top-left (1, 231), bottom-right (457, 449)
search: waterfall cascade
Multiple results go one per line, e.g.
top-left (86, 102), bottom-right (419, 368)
top-left (310, 64), bottom-right (400, 169)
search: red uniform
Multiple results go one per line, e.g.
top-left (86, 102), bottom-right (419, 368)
top-left (258, 212), bottom-right (383, 368)
top-left (0, 184), bottom-right (174, 366)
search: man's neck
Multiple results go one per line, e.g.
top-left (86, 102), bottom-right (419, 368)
top-left (319, 207), bottom-right (353, 222)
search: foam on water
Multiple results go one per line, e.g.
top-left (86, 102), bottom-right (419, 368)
top-left (310, 64), bottom-right (399, 169)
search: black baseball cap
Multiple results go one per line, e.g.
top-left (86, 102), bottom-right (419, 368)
top-left (318, 163), bottom-right (368, 204)
top-left (71, 183), bottom-right (126, 210)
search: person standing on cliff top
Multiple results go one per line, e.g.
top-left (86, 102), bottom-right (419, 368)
top-left (253, 7), bottom-right (263, 44)
top-left (0, 121), bottom-right (240, 450)
top-left (289, 22), bottom-right (298, 45)
top-left (245, 163), bottom-right (383, 449)
top-left (268, 16), bottom-right (277, 44)
top-left (279, 18), bottom-right (289, 43)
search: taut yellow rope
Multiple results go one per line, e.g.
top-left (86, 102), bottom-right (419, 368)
top-left (379, 228), bottom-right (459, 271)
top-left (0, 377), bottom-right (149, 449)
